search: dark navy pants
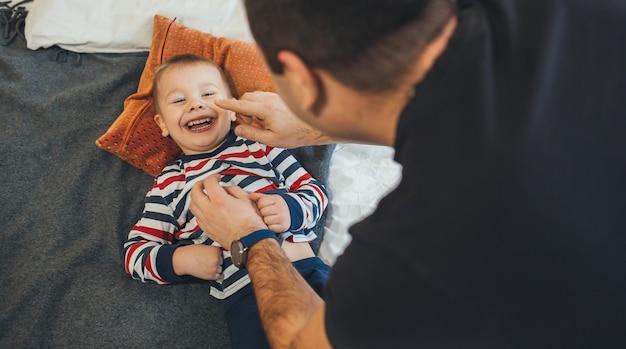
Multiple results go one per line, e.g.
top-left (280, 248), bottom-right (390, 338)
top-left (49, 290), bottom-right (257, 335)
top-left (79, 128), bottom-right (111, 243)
top-left (224, 257), bottom-right (330, 349)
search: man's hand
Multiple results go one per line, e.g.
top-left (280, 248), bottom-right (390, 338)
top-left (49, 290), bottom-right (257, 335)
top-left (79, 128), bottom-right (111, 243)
top-left (172, 244), bottom-right (223, 280)
top-left (216, 91), bottom-right (333, 149)
top-left (250, 192), bottom-right (291, 233)
top-left (189, 174), bottom-right (268, 248)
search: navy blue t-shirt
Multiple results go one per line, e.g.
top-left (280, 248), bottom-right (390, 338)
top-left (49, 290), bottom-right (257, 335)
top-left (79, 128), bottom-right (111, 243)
top-left (325, 0), bottom-right (626, 347)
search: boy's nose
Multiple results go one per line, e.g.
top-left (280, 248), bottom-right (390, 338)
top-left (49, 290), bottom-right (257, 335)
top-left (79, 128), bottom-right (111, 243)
top-left (189, 102), bottom-right (204, 112)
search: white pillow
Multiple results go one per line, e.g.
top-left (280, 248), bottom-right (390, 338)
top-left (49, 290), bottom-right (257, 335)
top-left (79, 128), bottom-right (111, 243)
top-left (24, 0), bottom-right (253, 53)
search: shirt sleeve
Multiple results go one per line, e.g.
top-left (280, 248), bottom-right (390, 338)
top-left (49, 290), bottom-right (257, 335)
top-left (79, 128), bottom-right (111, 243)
top-left (265, 146), bottom-right (329, 231)
top-left (123, 184), bottom-right (188, 284)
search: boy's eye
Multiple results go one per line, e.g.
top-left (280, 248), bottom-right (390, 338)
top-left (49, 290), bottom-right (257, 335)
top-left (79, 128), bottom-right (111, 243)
top-left (203, 91), bottom-right (216, 97)
top-left (172, 98), bottom-right (185, 104)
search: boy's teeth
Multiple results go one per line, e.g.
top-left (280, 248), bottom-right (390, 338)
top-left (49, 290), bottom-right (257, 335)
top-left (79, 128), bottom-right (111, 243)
top-left (187, 118), bottom-right (211, 127)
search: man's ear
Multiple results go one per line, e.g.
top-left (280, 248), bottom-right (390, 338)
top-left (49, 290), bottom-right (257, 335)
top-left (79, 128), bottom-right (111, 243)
top-left (276, 50), bottom-right (321, 112)
top-left (154, 114), bottom-right (170, 137)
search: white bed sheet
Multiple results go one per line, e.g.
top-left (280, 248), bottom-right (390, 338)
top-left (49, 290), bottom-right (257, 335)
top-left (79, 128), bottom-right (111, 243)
top-left (319, 144), bottom-right (402, 264)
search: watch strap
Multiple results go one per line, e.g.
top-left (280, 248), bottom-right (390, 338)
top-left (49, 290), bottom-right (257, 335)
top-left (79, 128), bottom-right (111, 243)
top-left (239, 229), bottom-right (277, 249)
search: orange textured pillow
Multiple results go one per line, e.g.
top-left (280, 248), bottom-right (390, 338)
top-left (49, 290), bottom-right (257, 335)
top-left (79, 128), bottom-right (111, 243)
top-left (95, 14), bottom-right (275, 176)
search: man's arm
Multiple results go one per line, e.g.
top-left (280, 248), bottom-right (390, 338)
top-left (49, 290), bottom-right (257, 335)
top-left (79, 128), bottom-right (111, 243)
top-left (189, 174), bottom-right (333, 348)
top-left (247, 238), bottom-right (332, 349)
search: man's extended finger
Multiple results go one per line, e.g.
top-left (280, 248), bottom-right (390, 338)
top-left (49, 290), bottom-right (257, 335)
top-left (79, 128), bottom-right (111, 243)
top-left (215, 98), bottom-right (266, 120)
top-left (240, 91), bottom-right (272, 101)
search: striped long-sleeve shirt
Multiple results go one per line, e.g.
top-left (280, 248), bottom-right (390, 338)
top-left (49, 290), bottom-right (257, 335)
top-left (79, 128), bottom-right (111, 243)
top-left (124, 131), bottom-right (328, 299)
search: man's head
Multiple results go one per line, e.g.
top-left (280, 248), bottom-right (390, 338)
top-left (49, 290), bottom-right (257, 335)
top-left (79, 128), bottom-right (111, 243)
top-left (244, 0), bottom-right (456, 93)
top-left (153, 54), bottom-right (236, 155)
top-left (244, 0), bottom-right (457, 146)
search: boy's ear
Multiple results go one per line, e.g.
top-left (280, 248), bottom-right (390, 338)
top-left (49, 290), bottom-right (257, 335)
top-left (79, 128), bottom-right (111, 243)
top-left (276, 50), bottom-right (321, 112)
top-left (154, 114), bottom-right (170, 137)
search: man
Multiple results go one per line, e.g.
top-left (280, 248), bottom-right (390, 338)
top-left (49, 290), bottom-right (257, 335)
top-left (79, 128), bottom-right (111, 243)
top-left (190, 0), bottom-right (626, 347)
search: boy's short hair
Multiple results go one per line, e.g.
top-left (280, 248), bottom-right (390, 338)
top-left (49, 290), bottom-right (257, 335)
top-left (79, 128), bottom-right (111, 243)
top-left (153, 54), bottom-right (234, 113)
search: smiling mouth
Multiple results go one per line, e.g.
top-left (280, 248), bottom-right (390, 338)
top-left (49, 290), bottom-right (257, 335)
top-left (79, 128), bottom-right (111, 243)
top-left (187, 118), bottom-right (213, 132)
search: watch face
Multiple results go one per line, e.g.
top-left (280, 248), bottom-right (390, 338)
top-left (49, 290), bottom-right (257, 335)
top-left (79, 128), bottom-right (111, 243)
top-left (230, 240), bottom-right (246, 268)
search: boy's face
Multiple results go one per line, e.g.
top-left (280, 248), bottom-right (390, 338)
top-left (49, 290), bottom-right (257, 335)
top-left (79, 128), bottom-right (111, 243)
top-left (154, 63), bottom-right (236, 155)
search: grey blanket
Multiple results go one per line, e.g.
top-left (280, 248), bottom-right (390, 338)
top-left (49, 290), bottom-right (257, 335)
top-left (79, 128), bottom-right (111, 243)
top-left (0, 37), bottom-right (333, 348)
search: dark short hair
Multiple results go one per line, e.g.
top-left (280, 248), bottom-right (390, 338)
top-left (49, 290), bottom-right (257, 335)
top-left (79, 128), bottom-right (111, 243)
top-left (244, 0), bottom-right (456, 92)
top-left (153, 54), bottom-right (233, 113)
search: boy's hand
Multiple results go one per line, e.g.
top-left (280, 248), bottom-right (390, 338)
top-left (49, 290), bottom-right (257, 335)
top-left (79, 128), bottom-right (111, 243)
top-left (249, 192), bottom-right (291, 233)
top-left (172, 244), bottom-right (223, 280)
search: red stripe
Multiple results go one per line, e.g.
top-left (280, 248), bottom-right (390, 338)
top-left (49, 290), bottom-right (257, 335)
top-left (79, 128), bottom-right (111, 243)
top-left (289, 173), bottom-right (312, 193)
top-left (175, 225), bottom-right (200, 240)
top-left (155, 174), bottom-right (185, 190)
top-left (187, 158), bottom-right (211, 172)
top-left (132, 225), bottom-right (174, 242)
top-left (125, 241), bottom-right (146, 274)
top-left (311, 184), bottom-right (327, 208)
top-left (220, 168), bottom-right (254, 176)
top-left (145, 254), bottom-right (166, 283)
top-left (218, 148), bottom-right (266, 160)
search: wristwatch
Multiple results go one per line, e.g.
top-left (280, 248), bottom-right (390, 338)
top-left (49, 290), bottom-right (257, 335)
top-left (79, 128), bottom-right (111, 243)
top-left (230, 229), bottom-right (277, 269)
